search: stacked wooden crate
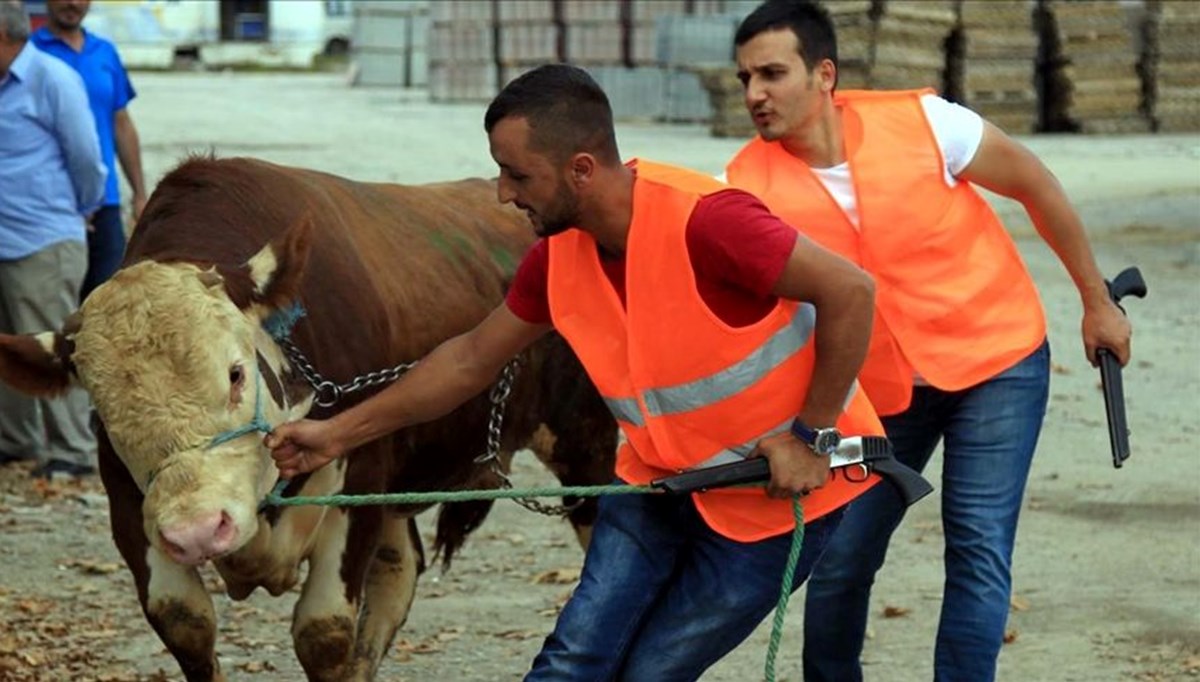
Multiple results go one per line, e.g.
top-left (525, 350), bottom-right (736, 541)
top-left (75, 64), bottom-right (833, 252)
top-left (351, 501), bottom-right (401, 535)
top-left (1040, 0), bottom-right (1149, 134)
top-left (428, 1), bottom-right (495, 102)
top-left (957, 0), bottom-right (1039, 134)
top-left (496, 0), bottom-right (559, 87)
top-left (826, 0), bottom-right (877, 90)
top-left (870, 0), bottom-right (957, 91)
top-left (1144, 0), bottom-right (1200, 132)
top-left (696, 67), bottom-right (752, 138)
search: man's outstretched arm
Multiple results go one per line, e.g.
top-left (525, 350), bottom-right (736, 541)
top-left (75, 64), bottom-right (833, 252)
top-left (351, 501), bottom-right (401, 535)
top-left (268, 303), bottom-right (552, 478)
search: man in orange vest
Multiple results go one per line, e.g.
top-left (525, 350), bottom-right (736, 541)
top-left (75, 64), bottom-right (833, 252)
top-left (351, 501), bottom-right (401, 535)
top-left (268, 64), bottom-right (886, 679)
top-left (724, 2), bottom-right (1134, 680)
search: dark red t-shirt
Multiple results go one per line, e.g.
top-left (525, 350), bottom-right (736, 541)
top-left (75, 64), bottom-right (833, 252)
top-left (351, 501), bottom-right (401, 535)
top-left (505, 189), bottom-right (800, 327)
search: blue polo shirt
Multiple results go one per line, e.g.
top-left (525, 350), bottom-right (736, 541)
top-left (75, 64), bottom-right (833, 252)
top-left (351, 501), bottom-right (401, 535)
top-left (32, 27), bottom-right (135, 207)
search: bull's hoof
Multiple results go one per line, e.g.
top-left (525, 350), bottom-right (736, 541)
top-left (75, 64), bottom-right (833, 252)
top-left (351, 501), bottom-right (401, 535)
top-left (294, 615), bottom-right (356, 681)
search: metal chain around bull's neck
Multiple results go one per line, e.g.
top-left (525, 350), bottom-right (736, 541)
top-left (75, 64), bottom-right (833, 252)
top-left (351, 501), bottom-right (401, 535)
top-left (277, 332), bottom-right (579, 517)
top-left (276, 335), bottom-right (417, 409)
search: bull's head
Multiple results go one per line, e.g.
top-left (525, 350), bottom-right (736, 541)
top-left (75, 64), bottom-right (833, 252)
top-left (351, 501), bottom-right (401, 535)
top-left (0, 219), bottom-right (314, 566)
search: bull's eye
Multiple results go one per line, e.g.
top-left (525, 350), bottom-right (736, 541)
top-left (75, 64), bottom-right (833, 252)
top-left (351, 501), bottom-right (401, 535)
top-left (229, 365), bottom-right (245, 387)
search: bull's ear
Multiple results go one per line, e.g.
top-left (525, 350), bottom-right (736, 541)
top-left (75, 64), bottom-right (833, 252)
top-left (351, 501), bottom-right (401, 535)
top-left (246, 213), bottom-right (313, 310)
top-left (0, 331), bottom-right (74, 397)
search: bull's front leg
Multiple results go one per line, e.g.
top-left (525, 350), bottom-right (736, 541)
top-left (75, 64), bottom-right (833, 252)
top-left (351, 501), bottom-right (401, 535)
top-left (351, 511), bottom-right (425, 680)
top-left (99, 439), bottom-right (223, 681)
top-left (144, 551), bottom-right (224, 682)
top-left (292, 505), bottom-right (361, 681)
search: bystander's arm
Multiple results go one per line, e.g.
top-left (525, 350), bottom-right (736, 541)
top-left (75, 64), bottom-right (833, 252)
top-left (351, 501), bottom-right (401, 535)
top-left (114, 108), bottom-right (147, 219)
top-left (50, 70), bottom-right (105, 213)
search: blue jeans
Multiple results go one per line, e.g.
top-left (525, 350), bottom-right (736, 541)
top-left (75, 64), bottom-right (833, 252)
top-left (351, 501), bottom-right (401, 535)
top-left (82, 204), bottom-right (126, 301)
top-left (527, 487), bottom-right (846, 681)
top-left (803, 341), bottom-right (1050, 682)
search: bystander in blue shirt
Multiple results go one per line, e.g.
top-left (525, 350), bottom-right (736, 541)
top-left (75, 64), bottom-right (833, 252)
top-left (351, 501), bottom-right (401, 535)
top-left (32, 26), bottom-right (133, 208)
top-left (0, 41), bottom-right (106, 260)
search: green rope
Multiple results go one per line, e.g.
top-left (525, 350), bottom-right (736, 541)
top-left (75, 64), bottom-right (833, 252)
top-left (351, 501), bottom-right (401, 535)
top-left (764, 497), bottom-right (805, 682)
top-left (262, 483), bottom-right (802, 680)
top-left (263, 483), bottom-right (652, 507)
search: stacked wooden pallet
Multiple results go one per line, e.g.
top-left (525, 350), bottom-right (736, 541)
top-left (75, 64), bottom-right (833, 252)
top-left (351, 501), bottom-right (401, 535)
top-left (697, 67), bottom-right (753, 138)
top-left (826, 0), bottom-right (876, 90)
top-left (1040, 0), bottom-right (1150, 134)
top-left (871, 0), bottom-right (956, 91)
top-left (496, 0), bottom-right (559, 87)
top-left (957, 0), bottom-right (1039, 134)
top-left (428, 1), bottom-right (496, 103)
top-left (1144, 0), bottom-right (1200, 132)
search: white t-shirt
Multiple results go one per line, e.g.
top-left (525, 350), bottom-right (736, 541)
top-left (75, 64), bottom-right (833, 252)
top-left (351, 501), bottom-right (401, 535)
top-left (718, 95), bottom-right (986, 386)
top-left (812, 94), bottom-right (984, 229)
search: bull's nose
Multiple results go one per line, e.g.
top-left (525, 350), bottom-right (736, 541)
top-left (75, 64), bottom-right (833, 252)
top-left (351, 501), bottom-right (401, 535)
top-left (158, 510), bottom-right (238, 565)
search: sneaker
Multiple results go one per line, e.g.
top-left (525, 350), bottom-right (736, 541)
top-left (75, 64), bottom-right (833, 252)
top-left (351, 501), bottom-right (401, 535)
top-left (31, 459), bottom-right (96, 480)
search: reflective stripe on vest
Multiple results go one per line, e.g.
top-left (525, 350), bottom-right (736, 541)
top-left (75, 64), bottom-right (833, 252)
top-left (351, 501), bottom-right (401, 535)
top-left (547, 158), bottom-right (884, 541)
top-left (603, 395), bottom-right (643, 426)
top-left (599, 305), bottom-right (810, 428)
top-left (642, 304), bottom-right (814, 417)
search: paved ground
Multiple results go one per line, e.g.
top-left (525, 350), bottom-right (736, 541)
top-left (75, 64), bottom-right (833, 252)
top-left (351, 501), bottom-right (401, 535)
top-left (1, 72), bottom-right (1198, 681)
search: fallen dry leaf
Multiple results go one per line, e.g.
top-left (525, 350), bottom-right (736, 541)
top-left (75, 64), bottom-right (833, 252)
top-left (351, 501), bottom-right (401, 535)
top-left (1010, 594), bottom-right (1031, 612)
top-left (494, 629), bottom-right (541, 641)
top-left (16, 599), bottom-right (54, 616)
top-left (1004, 628), bottom-right (1019, 644)
top-left (435, 627), bottom-right (464, 643)
top-left (882, 605), bottom-right (911, 619)
top-left (236, 660), bottom-right (276, 673)
top-left (531, 567), bottom-right (581, 585)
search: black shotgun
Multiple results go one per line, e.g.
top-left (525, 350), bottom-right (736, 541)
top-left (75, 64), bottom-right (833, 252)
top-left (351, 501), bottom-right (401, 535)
top-left (652, 436), bottom-right (934, 506)
top-left (1098, 267), bottom-right (1147, 468)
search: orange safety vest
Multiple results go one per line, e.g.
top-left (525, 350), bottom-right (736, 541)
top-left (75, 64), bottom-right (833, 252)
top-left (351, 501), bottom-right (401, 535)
top-left (547, 158), bottom-right (883, 542)
top-left (726, 89), bottom-right (1046, 416)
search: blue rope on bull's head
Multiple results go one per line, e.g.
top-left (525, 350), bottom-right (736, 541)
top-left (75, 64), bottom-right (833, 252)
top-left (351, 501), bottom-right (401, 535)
top-left (144, 303), bottom-right (305, 500)
top-left (262, 302), bottom-right (306, 342)
top-left (205, 302), bottom-right (306, 506)
top-left (208, 370), bottom-right (271, 448)
top-left (209, 301), bottom-right (306, 448)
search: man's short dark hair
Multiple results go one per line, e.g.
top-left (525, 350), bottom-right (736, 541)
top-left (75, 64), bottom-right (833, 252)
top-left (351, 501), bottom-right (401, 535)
top-left (735, 0), bottom-right (839, 73)
top-left (484, 64), bottom-right (620, 165)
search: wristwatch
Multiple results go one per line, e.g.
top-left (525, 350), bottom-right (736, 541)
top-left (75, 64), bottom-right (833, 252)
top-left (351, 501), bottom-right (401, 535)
top-left (790, 419), bottom-right (842, 457)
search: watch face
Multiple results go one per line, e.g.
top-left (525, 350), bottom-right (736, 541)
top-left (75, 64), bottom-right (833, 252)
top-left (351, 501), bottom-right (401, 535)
top-left (814, 429), bottom-right (842, 456)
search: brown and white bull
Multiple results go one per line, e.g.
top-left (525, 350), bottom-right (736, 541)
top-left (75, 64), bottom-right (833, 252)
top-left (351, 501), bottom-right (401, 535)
top-left (0, 157), bottom-right (616, 681)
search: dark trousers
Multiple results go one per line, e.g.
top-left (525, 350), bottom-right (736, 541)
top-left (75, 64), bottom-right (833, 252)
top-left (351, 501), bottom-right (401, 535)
top-left (82, 204), bottom-right (126, 300)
